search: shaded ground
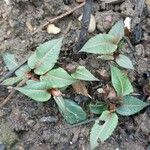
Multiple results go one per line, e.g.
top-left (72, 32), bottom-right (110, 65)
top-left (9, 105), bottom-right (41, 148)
top-left (0, 0), bottom-right (150, 149)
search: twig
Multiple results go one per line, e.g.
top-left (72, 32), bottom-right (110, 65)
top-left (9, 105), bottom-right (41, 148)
top-left (123, 36), bottom-right (135, 52)
top-left (73, 0), bottom-right (93, 52)
top-left (32, 2), bottom-right (85, 35)
top-left (0, 59), bottom-right (27, 84)
top-left (0, 79), bottom-right (26, 107)
top-left (123, 36), bottom-right (138, 63)
top-left (64, 117), bottom-right (98, 130)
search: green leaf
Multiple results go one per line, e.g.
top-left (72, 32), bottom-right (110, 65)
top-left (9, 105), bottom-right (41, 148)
top-left (3, 53), bottom-right (18, 70)
top-left (115, 54), bottom-right (134, 70)
top-left (89, 102), bottom-right (107, 114)
top-left (97, 55), bottom-right (114, 60)
top-left (90, 111), bottom-right (118, 149)
top-left (26, 80), bottom-right (39, 85)
top-left (15, 64), bottom-right (31, 77)
top-left (40, 67), bottom-right (76, 88)
top-left (1, 77), bottom-right (22, 85)
top-left (111, 66), bottom-right (133, 96)
top-left (116, 96), bottom-right (149, 116)
top-left (108, 20), bottom-right (124, 43)
top-left (80, 34), bottom-right (118, 54)
top-left (28, 38), bottom-right (63, 75)
top-left (16, 82), bottom-right (51, 102)
top-left (71, 66), bottom-right (99, 81)
top-left (54, 96), bottom-right (87, 124)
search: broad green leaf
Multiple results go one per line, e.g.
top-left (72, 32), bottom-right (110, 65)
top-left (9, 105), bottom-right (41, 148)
top-left (117, 96), bottom-right (149, 116)
top-left (16, 82), bottom-right (51, 102)
top-left (3, 53), bottom-right (18, 70)
top-left (54, 96), bottom-right (87, 124)
top-left (90, 111), bottom-right (118, 149)
top-left (15, 64), bottom-right (31, 77)
top-left (108, 20), bottom-right (124, 43)
top-left (26, 80), bottom-right (39, 85)
top-left (80, 34), bottom-right (118, 54)
top-left (40, 67), bottom-right (76, 88)
top-left (89, 102), bottom-right (107, 114)
top-left (111, 66), bottom-right (133, 96)
top-left (71, 66), bottom-right (99, 81)
top-left (28, 38), bottom-right (63, 75)
top-left (1, 77), bottom-right (22, 85)
top-left (115, 54), bottom-right (134, 70)
top-left (97, 55), bottom-right (114, 60)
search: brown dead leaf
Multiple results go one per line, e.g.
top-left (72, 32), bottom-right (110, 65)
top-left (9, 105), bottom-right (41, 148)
top-left (107, 86), bottom-right (117, 100)
top-left (97, 84), bottom-right (116, 99)
top-left (72, 81), bottom-right (91, 98)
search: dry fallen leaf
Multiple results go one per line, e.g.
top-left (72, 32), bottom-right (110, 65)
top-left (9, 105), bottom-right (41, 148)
top-left (72, 81), bottom-right (91, 98)
top-left (97, 84), bottom-right (116, 99)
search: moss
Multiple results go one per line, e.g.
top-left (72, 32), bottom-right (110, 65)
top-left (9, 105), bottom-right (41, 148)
top-left (0, 122), bottom-right (18, 148)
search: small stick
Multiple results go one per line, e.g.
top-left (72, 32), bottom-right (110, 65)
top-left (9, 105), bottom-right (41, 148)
top-left (64, 117), bottom-right (98, 130)
top-left (123, 36), bottom-right (138, 63)
top-left (0, 79), bottom-right (26, 107)
top-left (0, 59), bottom-right (27, 84)
top-left (32, 2), bottom-right (85, 34)
top-left (73, 0), bottom-right (93, 52)
top-left (123, 36), bottom-right (135, 52)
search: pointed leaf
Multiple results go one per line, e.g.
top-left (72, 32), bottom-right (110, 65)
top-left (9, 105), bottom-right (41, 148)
top-left (115, 54), bottom-right (134, 70)
top-left (80, 34), bottom-right (118, 54)
top-left (111, 66), bottom-right (133, 96)
top-left (89, 102), bottom-right (107, 114)
top-left (117, 96), bottom-right (149, 116)
top-left (3, 53), bottom-right (18, 70)
top-left (108, 20), bottom-right (124, 43)
top-left (90, 111), bottom-right (118, 149)
top-left (1, 77), bottom-right (22, 85)
top-left (71, 66), bottom-right (99, 81)
top-left (16, 82), bottom-right (51, 102)
top-left (40, 67), bottom-right (76, 88)
top-left (26, 80), bottom-right (39, 85)
top-left (28, 38), bottom-right (63, 75)
top-left (15, 64), bottom-right (31, 77)
top-left (54, 96), bottom-right (87, 124)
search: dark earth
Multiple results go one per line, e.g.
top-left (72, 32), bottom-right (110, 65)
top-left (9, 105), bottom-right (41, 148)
top-left (0, 0), bottom-right (150, 149)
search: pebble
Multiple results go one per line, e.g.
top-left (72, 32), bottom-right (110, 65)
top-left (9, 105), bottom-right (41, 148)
top-left (76, 0), bottom-right (85, 3)
top-left (39, 116), bottom-right (58, 123)
top-left (47, 24), bottom-right (61, 34)
top-left (78, 14), bottom-right (96, 33)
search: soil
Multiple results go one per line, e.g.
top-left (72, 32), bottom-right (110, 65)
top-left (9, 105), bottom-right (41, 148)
top-left (0, 0), bottom-right (150, 150)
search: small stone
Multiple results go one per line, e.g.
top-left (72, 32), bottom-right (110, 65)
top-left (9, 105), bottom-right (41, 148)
top-left (47, 24), bottom-right (61, 34)
top-left (95, 11), bottom-right (120, 32)
top-left (39, 116), bottom-right (58, 123)
top-left (78, 14), bottom-right (96, 33)
top-left (76, 0), bottom-right (85, 3)
top-left (135, 44), bottom-right (145, 56)
top-left (0, 143), bottom-right (6, 150)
